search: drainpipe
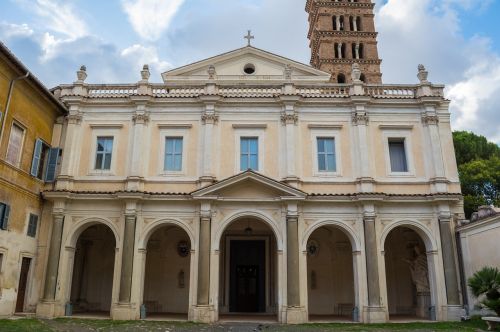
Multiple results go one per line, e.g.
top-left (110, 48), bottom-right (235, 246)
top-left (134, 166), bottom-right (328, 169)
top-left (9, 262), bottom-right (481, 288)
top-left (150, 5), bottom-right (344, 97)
top-left (0, 71), bottom-right (30, 148)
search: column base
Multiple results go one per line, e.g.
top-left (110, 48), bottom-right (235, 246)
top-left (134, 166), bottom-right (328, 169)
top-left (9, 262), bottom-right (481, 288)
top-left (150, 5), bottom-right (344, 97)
top-left (362, 306), bottom-right (387, 323)
top-left (443, 305), bottom-right (465, 321)
top-left (111, 303), bottom-right (138, 320)
top-left (36, 300), bottom-right (65, 319)
top-left (285, 306), bottom-right (308, 324)
top-left (191, 305), bottom-right (216, 323)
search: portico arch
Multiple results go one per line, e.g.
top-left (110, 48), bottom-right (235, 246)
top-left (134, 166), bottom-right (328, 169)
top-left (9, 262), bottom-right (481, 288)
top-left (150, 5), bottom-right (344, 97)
top-left (381, 220), bottom-right (439, 321)
top-left (216, 214), bottom-right (281, 320)
top-left (65, 218), bottom-right (119, 317)
top-left (303, 221), bottom-right (362, 322)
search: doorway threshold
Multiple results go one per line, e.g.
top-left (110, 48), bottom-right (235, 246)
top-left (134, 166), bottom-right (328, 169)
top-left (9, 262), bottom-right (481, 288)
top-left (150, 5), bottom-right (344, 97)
top-left (219, 313), bottom-right (278, 324)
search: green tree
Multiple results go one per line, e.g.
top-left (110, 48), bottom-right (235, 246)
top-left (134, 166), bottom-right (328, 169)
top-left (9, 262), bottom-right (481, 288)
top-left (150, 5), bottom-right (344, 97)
top-left (453, 131), bottom-right (500, 165)
top-left (453, 132), bottom-right (500, 218)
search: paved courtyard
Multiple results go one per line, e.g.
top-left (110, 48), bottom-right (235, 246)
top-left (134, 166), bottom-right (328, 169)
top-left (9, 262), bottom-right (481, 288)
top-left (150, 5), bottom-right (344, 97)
top-left (0, 318), bottom-right (494, 332)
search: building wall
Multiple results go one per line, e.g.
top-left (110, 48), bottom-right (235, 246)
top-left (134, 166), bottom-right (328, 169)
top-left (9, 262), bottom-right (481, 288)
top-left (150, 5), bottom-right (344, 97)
top-left (458, 215), bottom-right (500, 314)
top-left (0, 54), bottom-right (64, 316)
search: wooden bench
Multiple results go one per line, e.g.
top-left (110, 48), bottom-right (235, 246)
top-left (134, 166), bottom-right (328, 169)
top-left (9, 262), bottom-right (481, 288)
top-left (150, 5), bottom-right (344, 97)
top-left (482, 317), bottom-right (500, 331)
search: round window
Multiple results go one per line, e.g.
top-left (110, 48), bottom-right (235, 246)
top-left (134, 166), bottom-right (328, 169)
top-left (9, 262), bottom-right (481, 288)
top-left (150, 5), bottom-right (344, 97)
top-left (244, 63), bottom-right (256, 75)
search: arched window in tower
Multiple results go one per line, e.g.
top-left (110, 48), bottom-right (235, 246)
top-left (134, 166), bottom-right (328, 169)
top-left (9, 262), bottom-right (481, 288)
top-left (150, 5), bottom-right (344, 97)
top-left (339, 16), bottom-right (345, 31)
top-left (359, 43), bottom-right (364, 59)
top-left (351, 43), bottom-right (357, 59)
top-left (349, 16), bottom-right (354, 31)
top-left (337, 73), bottom-right (346, 84)
top-left (360, 73), bottom-right (366, 83)
top-left (341, 43), bottom-right (346, 58)
top-left (356, 17), bottom-right (362, 31)
top-left (334, 43), bottom-right (339, 59)
top-left (333, 16), bottom-right (337, 31)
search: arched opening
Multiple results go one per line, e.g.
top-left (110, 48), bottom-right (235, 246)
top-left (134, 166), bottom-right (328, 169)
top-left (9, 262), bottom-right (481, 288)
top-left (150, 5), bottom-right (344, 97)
top-left (384, 227), bottom-right (432, 321)
top-left (333, 16), bottom-right (337, 31)
top-left (142, 225), bottom-right (191, 320)
top-left (69, 224), bottom-right (116, 317)
top-left (307, 226), bottom-right (355, 322)
top-left (337, 73), bottom-right (346, 84)
top-left (360, 74), bottom-right (366, 83)
top-left (218, 217), bottom-right (278, 320)
top-left (339, 16), bottom-right (345, 31)
top-left (356, 17), bottom-right (362, 31)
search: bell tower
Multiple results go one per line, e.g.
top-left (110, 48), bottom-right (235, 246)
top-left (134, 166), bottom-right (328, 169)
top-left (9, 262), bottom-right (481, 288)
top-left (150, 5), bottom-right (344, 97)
top-left (306, 0), bottom-right (382, 84)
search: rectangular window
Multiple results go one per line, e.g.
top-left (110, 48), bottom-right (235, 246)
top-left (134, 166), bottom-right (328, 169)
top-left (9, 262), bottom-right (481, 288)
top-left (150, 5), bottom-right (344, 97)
top-left (94, 137), bottom-right (113, 170)
top-left (27, 214), bottom-right (38, 238)
top-left (30, 139), bottom-right (50, 180)
top-left (0, 203), bottom-right (10, 230)
top-left (44, 148), bottom-right (61, 182)
top-left (6, 123), bottom-right (24, 166)
top-left (240, 137), bottom-right (259, 171)
top-left (389, 139), bottom-right (408, 172)
top-left (164, 137), bottom-right (183, 171)
top-left (317, 137), bottom-right (336, 172)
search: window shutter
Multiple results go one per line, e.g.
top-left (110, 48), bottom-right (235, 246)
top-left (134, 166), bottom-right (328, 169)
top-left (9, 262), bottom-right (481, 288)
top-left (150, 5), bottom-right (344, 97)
top-left (1, 205), bottom-right (10, 230)
top-left (45, 148), bottom-right (61, 182)
top-left (31, 139), bottom-right (43, 176)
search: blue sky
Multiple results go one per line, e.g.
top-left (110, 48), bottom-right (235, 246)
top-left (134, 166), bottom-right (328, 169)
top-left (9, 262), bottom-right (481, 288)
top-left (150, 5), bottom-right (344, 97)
top-left (0, 0), bottom-right (499, 143)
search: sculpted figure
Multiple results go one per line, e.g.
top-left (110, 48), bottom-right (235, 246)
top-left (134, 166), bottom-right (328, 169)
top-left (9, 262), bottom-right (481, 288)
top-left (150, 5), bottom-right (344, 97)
top-left (405, 246), bottom-right (430, 293)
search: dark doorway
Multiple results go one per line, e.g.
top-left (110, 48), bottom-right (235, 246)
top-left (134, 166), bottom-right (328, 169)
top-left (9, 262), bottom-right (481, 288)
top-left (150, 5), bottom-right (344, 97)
top-left (229, 240), bottom-right (265, 313)
top-left (16, 257), bottom-right (31, 313)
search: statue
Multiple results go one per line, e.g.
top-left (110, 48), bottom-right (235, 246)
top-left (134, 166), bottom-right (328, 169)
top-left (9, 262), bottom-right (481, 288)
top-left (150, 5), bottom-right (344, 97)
top-left (405, 246), bottom-right (430, 293)
top-left (417, 64), bottom-right (429, 84)
top-left (351, 63), bottom-right (361, 82)
top-left (141, 64), bottom-right (150, 82)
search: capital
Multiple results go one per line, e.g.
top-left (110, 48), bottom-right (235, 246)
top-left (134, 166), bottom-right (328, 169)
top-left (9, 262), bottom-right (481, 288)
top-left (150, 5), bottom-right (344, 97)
top-left (352, 112), bottom-right (369, 126)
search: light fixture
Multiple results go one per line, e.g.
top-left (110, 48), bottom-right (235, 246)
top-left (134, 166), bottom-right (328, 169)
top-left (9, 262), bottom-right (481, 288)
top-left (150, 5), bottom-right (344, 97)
top-left (244, 219), bottom-right (253, 235)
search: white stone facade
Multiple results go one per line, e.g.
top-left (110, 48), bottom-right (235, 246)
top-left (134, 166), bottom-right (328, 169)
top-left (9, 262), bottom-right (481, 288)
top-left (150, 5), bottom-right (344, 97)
top-left (33, 46), bottom-right (465, 324)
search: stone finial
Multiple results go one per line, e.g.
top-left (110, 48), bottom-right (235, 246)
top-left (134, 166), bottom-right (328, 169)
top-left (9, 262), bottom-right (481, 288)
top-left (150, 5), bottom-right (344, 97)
top-left (76, 65), bottom-right (87, 82)
top-left (417, 64), bottom-right (429, 84)
top-left (284, 64), bottom-right (292, 80)
top-left (141, 64), bottom-right (150, 82)
top-left (208, 65), bottom-right (216, 79)
top-left (351, 63), bottom-right (362, 82)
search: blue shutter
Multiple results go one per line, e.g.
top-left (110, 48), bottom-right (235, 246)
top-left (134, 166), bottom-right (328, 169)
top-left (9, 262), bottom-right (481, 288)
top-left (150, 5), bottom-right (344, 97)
top-left (1, 205), bottom-right (10, 230)
top-left (31, 139), bottom-right (43, 176)
top-left (45, 148), bottom-right (61, 182)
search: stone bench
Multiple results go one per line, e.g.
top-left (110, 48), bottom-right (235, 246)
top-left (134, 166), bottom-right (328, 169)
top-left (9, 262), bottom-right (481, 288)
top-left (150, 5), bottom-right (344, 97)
top-left (482, 317), bottom-right (500, 331)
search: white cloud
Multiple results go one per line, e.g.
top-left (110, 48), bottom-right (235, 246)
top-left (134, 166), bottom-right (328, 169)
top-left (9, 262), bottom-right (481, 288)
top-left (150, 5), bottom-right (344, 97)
top-left (29, 0), bottom-right (87, 39)
top-left (0, 22), bottom-right (34, 39)
top-left (122, 0), bottom-right (185, 41)
top-left (375, 0), bottom-right (500, 143)
top-left (121, 44), bottom-right (172, 76)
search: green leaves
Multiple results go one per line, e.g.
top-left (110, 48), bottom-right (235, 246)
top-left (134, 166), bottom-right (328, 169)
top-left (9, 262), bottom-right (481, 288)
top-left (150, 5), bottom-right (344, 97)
top-left (453, 131), bottom-right (500, 218)
top-left (468, 267), bottom-right (500, 315)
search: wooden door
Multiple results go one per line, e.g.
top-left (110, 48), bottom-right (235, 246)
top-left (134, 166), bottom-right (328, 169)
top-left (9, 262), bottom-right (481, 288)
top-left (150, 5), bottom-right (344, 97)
top-left (15, 257), bottom-right (31, 313)
top-left (235, 265), bottom-right (259, 312)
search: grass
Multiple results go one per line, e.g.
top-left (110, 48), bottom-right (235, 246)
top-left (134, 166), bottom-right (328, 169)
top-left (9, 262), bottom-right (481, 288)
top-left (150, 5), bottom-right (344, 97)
top-left (0, 317), bottom-right (494, 331)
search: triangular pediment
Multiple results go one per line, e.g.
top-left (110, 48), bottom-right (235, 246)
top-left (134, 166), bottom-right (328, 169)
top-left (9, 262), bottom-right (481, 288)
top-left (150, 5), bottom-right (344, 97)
top-left (191, 171), bottom-right (307, 200)
top-left (162, 46), bottom-right (331, 83)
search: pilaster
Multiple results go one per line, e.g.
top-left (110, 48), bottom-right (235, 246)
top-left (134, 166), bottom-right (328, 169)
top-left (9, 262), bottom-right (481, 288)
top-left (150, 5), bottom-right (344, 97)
top-left (279, 95), bottom-right (301, 187)
top-left (199, 94), bottom-right (221, 188)
top-left (56, 105), bottom-right (83, 190)
top-left (126, 100), bottom-right (150, 191)
top-left (352, 102), bottom-right (375, 192)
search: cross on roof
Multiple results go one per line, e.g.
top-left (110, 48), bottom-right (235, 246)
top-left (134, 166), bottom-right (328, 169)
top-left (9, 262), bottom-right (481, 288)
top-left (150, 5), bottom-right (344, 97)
top-left (244, 30), bottom-right (254, 46)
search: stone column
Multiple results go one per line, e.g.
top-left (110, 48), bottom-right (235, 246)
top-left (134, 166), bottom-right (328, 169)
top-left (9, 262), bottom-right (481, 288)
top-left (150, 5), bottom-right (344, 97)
top-left (280, 96), bottom-right (300, 186)
top-left (57, 108), bottom-right (82, 190)
top-left (43, 214), bottom-right (64, 300)
top-left (438, 214), bottom-right (460, 305)
top-left (362, 210), bottom-right (386, 323)
top-left (287, 214), bottom-right (300, 307)
top-left (363, 212), bottom-right (380, 307)
top-left (197, 212), bottom-right (211, 305)
top-left (119, 214), bottom-right (136, 303)
top-left (352, 104), bottom-right (374, 192)
top-left (422, 109), bottom-right (448, 193)
top-left (127, 104), bottom-right (149, 191)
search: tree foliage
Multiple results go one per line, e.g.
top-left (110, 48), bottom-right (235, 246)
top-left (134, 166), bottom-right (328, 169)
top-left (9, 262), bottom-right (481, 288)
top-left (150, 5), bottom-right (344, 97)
top-left (453, 131), bottom-right (500, 218)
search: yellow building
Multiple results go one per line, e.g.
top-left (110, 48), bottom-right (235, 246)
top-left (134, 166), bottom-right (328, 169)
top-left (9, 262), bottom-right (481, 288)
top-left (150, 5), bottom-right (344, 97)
top-left (0, 42), bottom-right (66, 316)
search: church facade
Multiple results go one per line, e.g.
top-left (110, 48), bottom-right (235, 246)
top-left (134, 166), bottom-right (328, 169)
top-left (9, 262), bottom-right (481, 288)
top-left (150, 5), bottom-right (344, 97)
top-left (31, 40), bottom-right (466, 323)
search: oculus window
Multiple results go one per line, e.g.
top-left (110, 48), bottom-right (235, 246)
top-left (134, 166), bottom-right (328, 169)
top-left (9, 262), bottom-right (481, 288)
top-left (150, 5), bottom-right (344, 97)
top-left (240, 137), bottom-right (258, 171)
top-left (165, 137), bottom-right (183, 171)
